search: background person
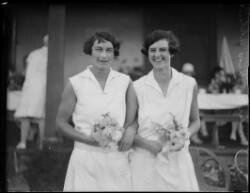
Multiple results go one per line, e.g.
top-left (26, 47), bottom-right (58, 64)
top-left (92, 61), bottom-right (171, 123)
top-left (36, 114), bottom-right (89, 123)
top-left (14, 35), bottom-right (49, 150)
top-left (182, 62), bottom-right (207, 145)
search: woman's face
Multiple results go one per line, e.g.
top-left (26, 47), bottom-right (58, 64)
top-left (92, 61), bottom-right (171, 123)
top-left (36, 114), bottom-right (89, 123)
top-left (215, 70), bottom-right (226, 82)
top-left (148, 39), bottom-right (171, 69)
top-left (91, 39), bottom-right (114, 70)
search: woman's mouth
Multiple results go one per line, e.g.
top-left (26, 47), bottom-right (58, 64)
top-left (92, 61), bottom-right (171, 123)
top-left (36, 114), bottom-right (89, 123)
top-left (98, 60), bottom-right (109, 63)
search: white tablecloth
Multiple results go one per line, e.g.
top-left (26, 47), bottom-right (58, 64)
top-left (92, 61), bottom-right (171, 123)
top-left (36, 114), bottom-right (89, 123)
top-left (198, 93), bottom-right (249, 110)
top-left (7, 90), bottom-right (22, 111)
top-left (7, 91), bottom-right (249, 111)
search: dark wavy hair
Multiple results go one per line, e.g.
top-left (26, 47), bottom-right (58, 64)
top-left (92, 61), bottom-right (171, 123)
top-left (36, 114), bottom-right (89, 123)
top-left (212, 66), bottom-right (224, 76)
top-left (141, 30), bottom-right (180, 56)
top-left (83, 31), bottom-right (120, 57)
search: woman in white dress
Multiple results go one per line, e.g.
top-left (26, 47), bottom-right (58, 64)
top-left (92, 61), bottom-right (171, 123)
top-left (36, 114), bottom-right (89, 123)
top-left (130, 30), bottom-right (201, 191)
top-left (56, 31), bottom-right (137, 191)
top-left (15, 35), bottom-right (49, 150)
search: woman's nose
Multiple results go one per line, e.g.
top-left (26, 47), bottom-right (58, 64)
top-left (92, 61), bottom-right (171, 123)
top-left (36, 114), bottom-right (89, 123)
top-left (154, 50), bottom-right (161, 57)
top-left (100, 51), bottom-right (108, 58)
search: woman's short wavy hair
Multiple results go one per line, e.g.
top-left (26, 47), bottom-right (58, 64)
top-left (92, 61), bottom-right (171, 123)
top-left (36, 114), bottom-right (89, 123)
top-left (83, 31), bottom-right (120, 57)
top-left (141, 30), bottom-right (180, 56)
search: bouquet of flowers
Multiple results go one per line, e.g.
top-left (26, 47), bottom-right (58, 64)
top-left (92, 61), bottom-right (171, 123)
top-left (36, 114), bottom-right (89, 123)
top-left (152, 113), bottom-right (190, 155)
top-left (91, 113), bottom-right (124, 151)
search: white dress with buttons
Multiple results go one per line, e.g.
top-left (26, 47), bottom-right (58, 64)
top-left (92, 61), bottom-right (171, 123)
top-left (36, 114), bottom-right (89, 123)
top-left (130, 68), bottom-right (199, 191)
top-left (63, 66), bottom-right (132, 191)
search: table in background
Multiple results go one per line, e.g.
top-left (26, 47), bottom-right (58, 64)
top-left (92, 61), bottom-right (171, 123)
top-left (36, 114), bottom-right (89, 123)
top-left (7, 91), bottom-right (249, 147)
top-left (198, 93), bottom-right (249, 147)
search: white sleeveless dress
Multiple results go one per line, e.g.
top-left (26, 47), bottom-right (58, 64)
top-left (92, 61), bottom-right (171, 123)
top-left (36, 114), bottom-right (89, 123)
top-left (14, 46), bottom-right (48, 118)
top-left (130, 68), bottom-right (199, 191)
top-left (63, 66), bottom-right (132, 191)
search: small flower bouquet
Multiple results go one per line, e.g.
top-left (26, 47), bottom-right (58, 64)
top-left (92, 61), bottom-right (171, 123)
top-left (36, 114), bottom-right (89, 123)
top-left (152, 113), bottom-right (190, 155)
top-left (91, 113), bottom-right (124, 151)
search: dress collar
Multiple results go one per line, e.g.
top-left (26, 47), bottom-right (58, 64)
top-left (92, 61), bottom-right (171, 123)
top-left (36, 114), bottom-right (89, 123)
top-left (145, 67), bottom-right (182, 87)
top-left (79, 65), bottom-right (120, 82)
top-left (144, 67), bottom-right (182, 94)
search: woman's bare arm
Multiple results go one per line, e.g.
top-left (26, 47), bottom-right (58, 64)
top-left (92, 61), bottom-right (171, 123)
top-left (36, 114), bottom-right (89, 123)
top-left (56, 81), bottom-right (98, 146)
top-left (188, 82), bottom-right (201, 137)
top-left (119, 81), bottom-right (138, 151)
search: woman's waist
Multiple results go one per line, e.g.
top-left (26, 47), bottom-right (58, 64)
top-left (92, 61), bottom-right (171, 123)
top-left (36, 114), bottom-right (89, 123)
top-left (74, 142), bottom-right (131, 156)
top-left (133, 140), bottom-right (190, 155)
top-left (73, 124), bottom-right (92, 135)
top-left (72, 114), bottom-right (124, 128)
top-left (74, 141), bottom-right (109, 153)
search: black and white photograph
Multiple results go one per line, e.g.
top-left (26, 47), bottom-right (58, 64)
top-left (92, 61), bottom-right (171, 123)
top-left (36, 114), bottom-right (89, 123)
top-left (2, 2), bottom-right (249, 192)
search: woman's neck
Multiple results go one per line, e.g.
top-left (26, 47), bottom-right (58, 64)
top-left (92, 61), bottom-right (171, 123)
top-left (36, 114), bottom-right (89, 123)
top-left (153, 66), bottom-right (172, 83)
top-left (90, 65), bottom-right (110, 80)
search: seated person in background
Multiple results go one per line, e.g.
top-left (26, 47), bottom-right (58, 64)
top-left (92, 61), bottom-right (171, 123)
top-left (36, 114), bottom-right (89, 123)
top-left (182, 63), bottom-right (208, 145)
top-left (208, 66), bottom-right (236, 94)
top-left (208, 66), bottom-right (227, 93)
top-left (224, 73), bottom-right (236, 93)
top-left (226, 74), bottom-right (248, 146)
top-left (8, 70), bottom-right (25, 91)
top-left (208, 66), bottom-right (248, 146)
top-left (232, 71), bottom-right (245, 93)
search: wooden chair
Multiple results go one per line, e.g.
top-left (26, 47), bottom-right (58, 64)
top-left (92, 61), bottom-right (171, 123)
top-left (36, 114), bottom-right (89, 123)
top-left (234, 149), bottom-right (248, 184)
top-left (189, 146), bottom-right (231, 191)
top-left (7, 149), bottom-right (30, 191)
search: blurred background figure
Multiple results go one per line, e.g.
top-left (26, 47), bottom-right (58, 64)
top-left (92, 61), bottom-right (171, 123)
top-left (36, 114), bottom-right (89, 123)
top-left (119, 65), bottom-right (144, 81)
top-left (14, 35), bottom-right (49, 150)
top-left (7, 70), bottom-right (25, 91)
top-left (182, 63), bottom-right (208, 145)
top-left (181, 62), bottom-right (195, 77)
top-left (208, 66), bottom-right (228, 94)
top-left (207, 66), bottom-right (248, 146)
top-left (207, 66), bottom-right (237, 94)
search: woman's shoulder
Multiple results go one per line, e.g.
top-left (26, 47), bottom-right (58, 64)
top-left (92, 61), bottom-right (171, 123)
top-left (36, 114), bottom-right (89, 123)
top-left (111, 71), bottom-right (132, 87)
top-left (71, 68), bottom-right (89, 78)
top-left (180, 72), bottom-right (197, 86)
top-left (133, 75), bottom-right (146, 85)
top-left (132, 75), bottom-right (148, 92)
top-left (68, 70), bottom-right (88, 84)
top-left (29, 46), bottom-right (47, 57)
top-left (113, 70), bottom-right (130, 80)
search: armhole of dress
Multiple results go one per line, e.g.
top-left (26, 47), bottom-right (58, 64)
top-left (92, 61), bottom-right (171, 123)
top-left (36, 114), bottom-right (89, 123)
top-left (126, 75), bottom-right (131, 91)
top-left (189, 78), bottom-right (197, 116)
top-left (134, 78), bottom-right (144, 107)
top-left (191, 78), bottom-right (197, 102)
top-left (69, 77), bottom-right (78, 98)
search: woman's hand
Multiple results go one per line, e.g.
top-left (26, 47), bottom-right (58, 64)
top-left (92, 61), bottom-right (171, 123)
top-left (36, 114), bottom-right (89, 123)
top-left (169, 142), bottom-right (185, 152)
top-left (89, 132), bottom-right (102, 147)
top-left (118, 127), bottom-right (136, 151)
top-left (89, 135), bottom-right (101, 147)
top-left (134, 134), bottom-right (163, 156)
top-left (167, 129), bottom-right (189, 152)
top-left (146, 140), bottom-right (163, 156)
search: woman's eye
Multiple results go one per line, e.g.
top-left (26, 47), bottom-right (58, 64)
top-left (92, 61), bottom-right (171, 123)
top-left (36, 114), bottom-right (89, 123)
top-left (94, 48), bottom-right (102, 52)
top-left (149, 49), bottom-right (156, 53)
top-left (160, 48), bottom-right (168, 52)
top-left (106, 48), bottom-right (114, 52)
